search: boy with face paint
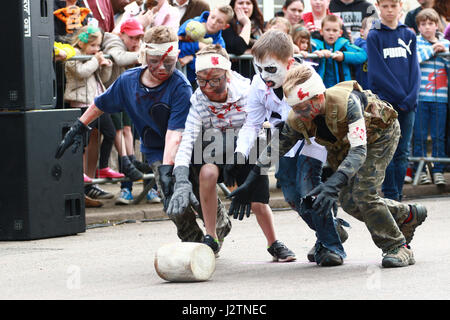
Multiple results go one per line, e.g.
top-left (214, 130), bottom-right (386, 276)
top-left (232, 30), bottom-right (348, 266)
top-left (55, 26), bottom-right (227, 243)
top-left (167, 44), bottom-right (295, 260)
top-left (232, 64), bottom-right (428, 268)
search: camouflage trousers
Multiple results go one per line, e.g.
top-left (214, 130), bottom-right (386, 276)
top-left (339, 120), bottom-right (410, 252)
top-left (163, 164), bottom-right (232, 243)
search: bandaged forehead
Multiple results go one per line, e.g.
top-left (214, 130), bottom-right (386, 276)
top-left (286, 71), bottom-right (326, 106)
top-left (195, 54), bottom-right (231, 72)
top-left (143, 41), bottom-right (178, 57)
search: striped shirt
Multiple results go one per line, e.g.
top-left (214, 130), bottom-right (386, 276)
top-left (416, 33), bottom-right (450, 103)
top-left (174, 71), bottom-right (251, 168)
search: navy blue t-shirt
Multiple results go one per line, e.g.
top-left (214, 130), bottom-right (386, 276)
top-left (95, 67), bottom-right (192, 164)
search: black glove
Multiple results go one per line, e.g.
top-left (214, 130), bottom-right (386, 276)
top-left (306, 171), bottom-right (348, 216)
top-left (55, 119), bottom-right (90, 159)
top-left (223, 152), bottom-right (246, 187)
top-left (157, 164), bottom-right (174, 211)
top-left (226, 165), bottom-right (260, 220)
top-left (166, 166), bottom-right (199, 217)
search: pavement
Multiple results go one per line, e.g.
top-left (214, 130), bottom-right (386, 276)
top-left (85, 172), bottom-right (450, 226)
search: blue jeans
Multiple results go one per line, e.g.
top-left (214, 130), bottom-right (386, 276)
top-left (276, 151), bottom-right (346, 259)
top-left (382, 109), bottom-right (415, 201)
top-left (413, 101), bottom-right (448, 173)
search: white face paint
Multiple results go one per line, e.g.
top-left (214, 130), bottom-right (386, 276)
top-left (254, 57), bottom-right (288, 89)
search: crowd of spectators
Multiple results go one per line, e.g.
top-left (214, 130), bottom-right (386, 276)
top-left (52, 0), bottom-right (449, 207)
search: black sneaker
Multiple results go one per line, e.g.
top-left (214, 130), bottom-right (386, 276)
top-left (85, 184), bottom-right (114, 199)
top-left (267, 240), bottom-right (296, 262)
top-left (315, 245), bottom-right (343, 267)
top-left (203, 235), bottom-right (220, 256)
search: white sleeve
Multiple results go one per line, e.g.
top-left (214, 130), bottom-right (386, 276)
top-left (235, 83), bottom-right (267, 157)
top-left (174, 105), bottom-right (203, 169)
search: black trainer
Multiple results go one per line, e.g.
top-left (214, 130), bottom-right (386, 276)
top-left (203, 235), bottom-right (220, 256)
top-left (85, 184), bottom-right (114, 199)
top-left (315, 245), bottom-right (343, 267)
top-left (267, 240), bottom-right (296, 262)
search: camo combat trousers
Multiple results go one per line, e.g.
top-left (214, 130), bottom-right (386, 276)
top-left (167, 165), bottom-right (232, 243)
top-left (339, 120), bottom-right (411, 252)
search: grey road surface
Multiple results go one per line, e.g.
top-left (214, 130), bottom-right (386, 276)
top-left (1, 197), bottom-right (449, 300)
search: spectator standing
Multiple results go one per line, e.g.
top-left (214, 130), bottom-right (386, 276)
top-left (81, 0), bottom-right (115, 32)
top-left (329, 0), bottom-right (378, 41)
top-left (367, 0), bottom-right (421, 201)
top-left (311, 15), bottom-right (367, 88)
top-left (354, 16), bottom-right (377, 89)
top-left (178, 5), bottom-right (234, 85)
top-left (222, 0), bottom-right (265, 78)
top-left (54, 0), bottom-right (92, 42)
top-left (432, 0), bottom-right (449, 31)
top-left (102, 18), bottom-right (152, 204)
top-left (169, 0), bottom-right (210, 26)
top-left (413, 8), bottom-right (450, 185)
top-left (404, 0), bottom-right (434, 34)
top-left (64, 25), bottom-right (122, 200)
top-left (277, 0), bottom-right (305, 26)
top-left (150, 0), bottom-right (180, 31)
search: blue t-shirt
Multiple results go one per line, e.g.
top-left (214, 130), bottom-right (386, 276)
top-left (94, 67), bottom-right (192, 164)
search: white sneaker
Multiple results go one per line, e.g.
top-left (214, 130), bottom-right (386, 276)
top-left (433, 172), bottom-right (446, 185)
top-left (419, 173), bottom-right (432, 185)
top-left (116, 188), bottom-right (133, 205)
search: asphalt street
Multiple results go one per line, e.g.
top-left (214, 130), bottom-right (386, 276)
top-left (1, 196), bottom-right (449, 300)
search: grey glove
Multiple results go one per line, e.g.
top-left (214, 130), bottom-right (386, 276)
top-left (166, 166), bottom-right (199, 216)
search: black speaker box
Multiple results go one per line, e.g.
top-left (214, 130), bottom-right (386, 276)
top-left (0, 0), bottom-right (56, 110)
top-left (0, 109), bottom-right (85, 240)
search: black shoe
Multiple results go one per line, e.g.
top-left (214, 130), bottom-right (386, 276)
top-left (132, 159), bottom-right (152, 174)
top-left (307, 245), bottom-right (316, 262)
top-left (267, 240), bottom-right (296, 262)
top-left (203, 235), bottom-right (220, 256)
top-left (85, 184), bottom-right (114, 199)
top-left (315, 245), bottom-right (343, 267)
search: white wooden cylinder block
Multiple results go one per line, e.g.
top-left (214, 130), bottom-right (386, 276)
top-left (154, 242), bottom-right (216, 282)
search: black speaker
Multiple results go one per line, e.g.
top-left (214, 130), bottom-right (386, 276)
top-left (0, 109), bottom-right (85, 240)
top-left (0, 0), bottom-right (56, 110)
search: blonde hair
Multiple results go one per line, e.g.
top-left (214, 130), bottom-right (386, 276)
top-left (283, 64), bottom-right (313, 97)
top-left (251, 29), bottom-right (293, 62)
top-left (143, 25), bottom-right (178, 44)
top-left (216, 5), bottom-right (234, 23)
top-left (321, 14), bottom-right (343, 29)
top-left (71, 25), bottom-right (102, 48)
top-left (267, 17), bottom-right (292, 34)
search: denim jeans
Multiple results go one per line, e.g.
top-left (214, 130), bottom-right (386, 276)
top-left (382, 109), bottom-right (415, 201)
top-left (276, 150), bottom-right (346, 258)
top-left (413, 101), bottom-right (448, 173)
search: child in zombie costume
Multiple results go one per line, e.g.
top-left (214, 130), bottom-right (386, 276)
top-left (230, 30), bottom-right (348, 266)
top-left (231, 64), bottom-right (428, 268)
top-left (166, 44), bottom-right (295, 261)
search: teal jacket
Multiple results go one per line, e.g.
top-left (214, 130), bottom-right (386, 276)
top-left (311, 37), bottom-right (367, 87)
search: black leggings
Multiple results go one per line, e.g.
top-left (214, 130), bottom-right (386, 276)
top-left (85, 111), bottom-right (116, 169)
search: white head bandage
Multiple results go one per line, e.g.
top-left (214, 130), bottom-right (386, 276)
top-left (285, 70), bottom-right (326, 106)
top-left (195, 53), bottom-right (231, 72)
top-left (138, 41), bottom-right (178, 65)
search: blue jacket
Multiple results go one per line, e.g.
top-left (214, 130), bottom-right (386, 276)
top-left (311, 37), bottom-right (367, 88)
top-left (353, 37), bottom-right (369, 89)
top-left (178, 11), bottom-right (227, 82)
top-left (367, 22), bottom-right (420, 112)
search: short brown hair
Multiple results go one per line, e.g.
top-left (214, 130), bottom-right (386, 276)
top-left (291, 24), bottom-right (311, 52)
top-left (197, 43), bottom-right (229, 60)
top-left (376, 0), bottom-right (402, 3)
top-left (251, 29), bottom-right (293, 62)
top-left (143, 25), bottom-right (178, 44)
top-left (416, 8), bottom-right (440, 26)
top-left (216, 5), bottom-right (234, 23)
top-left (283, 64), bottom-right (313, 98)
top-left (321, 15), bottom-right (343, 29)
